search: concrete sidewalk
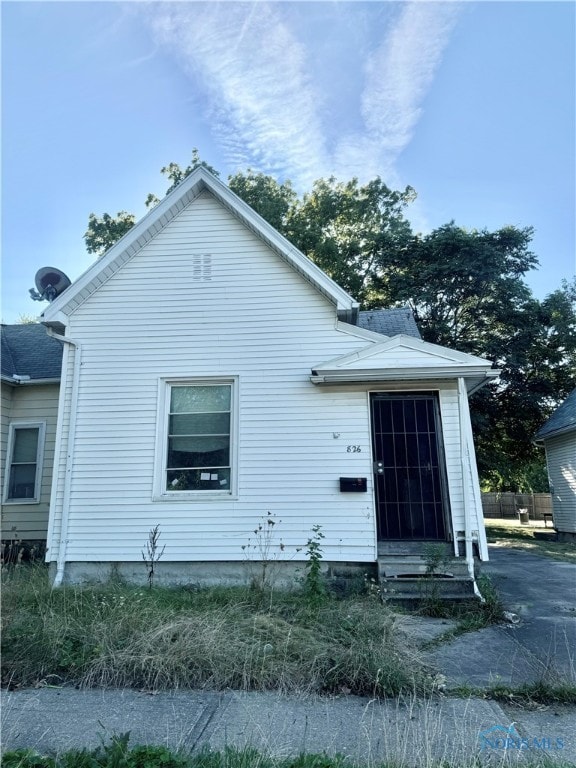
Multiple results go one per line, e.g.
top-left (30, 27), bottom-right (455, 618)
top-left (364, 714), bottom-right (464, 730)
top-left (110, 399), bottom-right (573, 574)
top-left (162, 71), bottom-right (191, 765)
top-left (2, 687), bottom-right (574, 765)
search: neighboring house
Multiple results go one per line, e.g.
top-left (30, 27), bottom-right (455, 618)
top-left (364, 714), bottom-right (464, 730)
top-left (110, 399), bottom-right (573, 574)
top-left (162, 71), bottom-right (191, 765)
top-left (41, 168), bottom-right (498, 594)
top-left (1, 324), bottom-right (63, 555)
top-left (535, 389), bottom-right (576, 541)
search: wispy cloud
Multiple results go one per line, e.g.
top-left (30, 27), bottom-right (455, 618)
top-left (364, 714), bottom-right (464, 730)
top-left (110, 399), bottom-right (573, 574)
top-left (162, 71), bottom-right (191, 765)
top-left (334, 3), bottom-right (460, 184)
top-left (139, 2), bottom-right (329, 187)
top-left (137, 1), bottom-right (461, 189)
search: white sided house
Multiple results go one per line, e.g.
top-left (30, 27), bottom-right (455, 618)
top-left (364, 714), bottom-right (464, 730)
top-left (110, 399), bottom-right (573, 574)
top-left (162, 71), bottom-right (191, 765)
top-left (42, 168), bottom-right (498, 597)
top-left (535, 389), bottom-right (576, 542)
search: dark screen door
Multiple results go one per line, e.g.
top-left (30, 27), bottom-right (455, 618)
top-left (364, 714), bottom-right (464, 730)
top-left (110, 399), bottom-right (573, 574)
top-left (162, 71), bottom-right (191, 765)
top-left (371, 393), bottom-right (448, 540)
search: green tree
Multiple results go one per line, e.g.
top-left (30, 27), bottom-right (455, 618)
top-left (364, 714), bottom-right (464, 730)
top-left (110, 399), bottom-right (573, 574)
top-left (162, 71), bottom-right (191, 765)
top-left (478, 279), bottom-right (576, 491)
top-left (286, 177), bottom-right (415, 304)
top-left (85, 211), bottom-right (136, 257)
top-left (385, 223), bottom-right (538, 352)
top-left (228, 169), bottom-right (297, 232)
top-left (385, 224), bottom-right (575, 490)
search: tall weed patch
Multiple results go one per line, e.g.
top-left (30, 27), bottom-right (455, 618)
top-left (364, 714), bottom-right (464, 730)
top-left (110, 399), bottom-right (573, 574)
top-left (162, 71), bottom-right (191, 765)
top-left (2, 566), bottom-right (426, 696)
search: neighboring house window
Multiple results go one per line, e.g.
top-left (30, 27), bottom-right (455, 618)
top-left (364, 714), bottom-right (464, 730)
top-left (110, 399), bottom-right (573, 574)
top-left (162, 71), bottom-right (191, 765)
top-left (3, 422), bottom-right (45, 503)
top-left (158, 381), bottom-right (235, 495)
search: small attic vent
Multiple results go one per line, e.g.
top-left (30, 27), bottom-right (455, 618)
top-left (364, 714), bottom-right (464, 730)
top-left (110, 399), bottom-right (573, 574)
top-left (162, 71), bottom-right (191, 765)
top-left (192, 254), bottom-right (212, 281)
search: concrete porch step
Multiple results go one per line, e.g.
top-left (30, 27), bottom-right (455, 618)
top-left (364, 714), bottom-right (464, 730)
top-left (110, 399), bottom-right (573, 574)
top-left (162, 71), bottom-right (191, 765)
top-left (378, 556), bottom-right (469, 579)
top-left (379, 575), bottom-right (477, 602)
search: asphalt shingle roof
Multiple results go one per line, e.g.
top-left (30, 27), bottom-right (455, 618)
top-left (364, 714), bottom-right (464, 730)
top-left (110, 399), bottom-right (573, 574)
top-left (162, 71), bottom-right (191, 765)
top-left (357, 308), bottom-right (421, 339)
top-left (535, 388), bottom-right (576, 441)
top-left (1, 324), bottom-right (63, 381)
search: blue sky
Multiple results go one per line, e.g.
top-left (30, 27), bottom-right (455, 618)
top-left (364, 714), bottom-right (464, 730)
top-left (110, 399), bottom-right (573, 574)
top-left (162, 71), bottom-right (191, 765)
top-left (2, 1), bottom-right (575, 323)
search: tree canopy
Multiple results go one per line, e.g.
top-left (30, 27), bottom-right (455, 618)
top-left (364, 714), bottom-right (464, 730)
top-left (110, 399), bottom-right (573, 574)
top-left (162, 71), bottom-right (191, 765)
top-left (83, 154), bottom-right (576, 491)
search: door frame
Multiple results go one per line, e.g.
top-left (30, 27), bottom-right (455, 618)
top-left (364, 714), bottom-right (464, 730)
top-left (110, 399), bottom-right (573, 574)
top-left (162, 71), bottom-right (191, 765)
top-left (369, 389), bottom-right (452, 542)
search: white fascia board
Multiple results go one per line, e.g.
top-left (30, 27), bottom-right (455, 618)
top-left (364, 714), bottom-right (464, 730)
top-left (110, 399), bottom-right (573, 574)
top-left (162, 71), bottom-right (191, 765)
top-left (41, 310), bottom-right (69, 331)
top-left (42, 167), bottom-right (358, 321)
top-left (310, 367), bottom-right (500, 392)
top-left (311, 366), bottom-right (497, 381)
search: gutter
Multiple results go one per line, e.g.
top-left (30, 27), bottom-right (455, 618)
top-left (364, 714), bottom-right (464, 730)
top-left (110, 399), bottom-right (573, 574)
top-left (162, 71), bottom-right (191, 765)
top-left (2, 376), bottom-right (61, 386)
top-left (45, 327), bottom-right (81, 588)
top-left (310, 370), bottom-right (499, 390)
top-left (458, 377), bottom-right (484, 602)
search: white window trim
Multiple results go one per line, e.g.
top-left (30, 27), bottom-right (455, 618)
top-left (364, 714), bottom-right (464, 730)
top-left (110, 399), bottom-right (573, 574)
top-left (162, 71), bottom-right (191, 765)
top-left (153, 377), bottom-right (239, 501)
top-left (2, 421), bottom-right (46, 505)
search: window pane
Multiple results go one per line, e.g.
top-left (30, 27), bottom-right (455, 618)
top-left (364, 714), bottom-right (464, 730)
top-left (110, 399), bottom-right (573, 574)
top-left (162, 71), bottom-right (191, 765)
top-left (168, 436), bottom-right (230, 469)
top-left (171, 386), bottom-right (230, 414)
top-left (169, 412), bottom-right (230, 436)
top-left (167, 468), bottom-right (231, 491)
top-left (8, 464), bottom-right (36, 499)
top-left (165, 383), bottom-right (232, 492)
top-left (12, 428), bottom-right (39, 463)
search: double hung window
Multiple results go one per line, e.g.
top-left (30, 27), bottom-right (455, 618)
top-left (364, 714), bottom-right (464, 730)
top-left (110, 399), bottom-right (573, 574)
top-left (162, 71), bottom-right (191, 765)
top-left (3, 422), bottom-right (45, 503)
top-left (160, 381), bottom-right (234, 495)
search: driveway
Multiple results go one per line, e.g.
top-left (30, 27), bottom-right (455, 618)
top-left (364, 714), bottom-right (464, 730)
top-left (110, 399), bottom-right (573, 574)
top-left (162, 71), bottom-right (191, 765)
top-left (424, 545), bottom-right (576, 688)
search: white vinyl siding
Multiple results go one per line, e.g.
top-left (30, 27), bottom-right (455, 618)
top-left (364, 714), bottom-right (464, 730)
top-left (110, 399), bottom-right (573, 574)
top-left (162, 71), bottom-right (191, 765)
top-left (545, 432), bottom-right (576, 534)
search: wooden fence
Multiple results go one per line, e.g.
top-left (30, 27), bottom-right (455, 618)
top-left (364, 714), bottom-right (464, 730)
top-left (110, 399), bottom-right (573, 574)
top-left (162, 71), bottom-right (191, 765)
top-left (481, 492), bottom-right (552, 520)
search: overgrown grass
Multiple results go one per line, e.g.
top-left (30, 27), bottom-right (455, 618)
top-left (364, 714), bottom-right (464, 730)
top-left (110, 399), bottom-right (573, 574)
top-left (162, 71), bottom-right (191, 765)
top-left (414, 574), bottom-right (505, 647)
top-left (484, 519), bottom-right (576, 563)
top-left (452, 681), bottom-right (576, 707)
top-left (1, 565), bottom-right (427, 697)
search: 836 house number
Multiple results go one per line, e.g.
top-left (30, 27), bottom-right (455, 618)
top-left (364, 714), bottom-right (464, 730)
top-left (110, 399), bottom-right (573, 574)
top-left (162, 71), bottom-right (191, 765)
top-left (347, 445), bottom-right (362, 453)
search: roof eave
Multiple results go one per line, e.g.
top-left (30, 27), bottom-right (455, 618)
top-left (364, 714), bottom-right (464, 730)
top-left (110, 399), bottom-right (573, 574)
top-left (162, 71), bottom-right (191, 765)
top-left (535, 424), bottom-right (576, 443)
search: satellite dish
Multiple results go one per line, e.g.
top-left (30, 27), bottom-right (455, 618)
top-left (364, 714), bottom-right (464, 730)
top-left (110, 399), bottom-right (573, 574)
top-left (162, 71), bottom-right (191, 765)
top-left (30, 267), bottom-right (72, 302)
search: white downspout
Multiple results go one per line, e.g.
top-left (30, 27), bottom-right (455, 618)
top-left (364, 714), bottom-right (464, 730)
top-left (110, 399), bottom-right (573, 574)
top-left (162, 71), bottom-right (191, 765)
top-left (46, 328), bottom-right (81, 588)
top-left (458, 377), bottom-right (483, 601)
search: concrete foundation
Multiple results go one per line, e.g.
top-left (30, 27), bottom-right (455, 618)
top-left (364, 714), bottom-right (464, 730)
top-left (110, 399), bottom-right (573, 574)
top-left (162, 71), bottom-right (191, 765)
top-left (48, 560), bottom-right (376, 591)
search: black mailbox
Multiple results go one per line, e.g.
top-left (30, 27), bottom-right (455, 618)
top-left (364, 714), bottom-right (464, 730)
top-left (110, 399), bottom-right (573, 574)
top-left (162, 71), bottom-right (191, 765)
top-left (340, 477), bottom-right (367, 492)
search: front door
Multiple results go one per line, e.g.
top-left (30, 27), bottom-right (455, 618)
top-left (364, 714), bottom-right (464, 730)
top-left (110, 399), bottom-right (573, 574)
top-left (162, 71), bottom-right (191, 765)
top-left (371, 393), bottom-right (448, 540)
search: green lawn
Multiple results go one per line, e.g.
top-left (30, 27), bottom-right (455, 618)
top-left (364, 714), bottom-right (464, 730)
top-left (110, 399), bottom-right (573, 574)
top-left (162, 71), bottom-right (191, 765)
top-left (484, 518), bottom-right (576, 563)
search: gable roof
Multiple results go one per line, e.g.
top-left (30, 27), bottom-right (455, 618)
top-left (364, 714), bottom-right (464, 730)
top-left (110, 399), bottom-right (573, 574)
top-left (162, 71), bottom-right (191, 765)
top-left (42, 167), bottom-right (359, 329)
top-left (1, 324), bottom-right (63, 382)
top-left (311, 334), bottom-right (498, 393)
top-left (535, 388), bottom-right (576, 442)
top-left (357, 308), bottom-right (420, 339)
